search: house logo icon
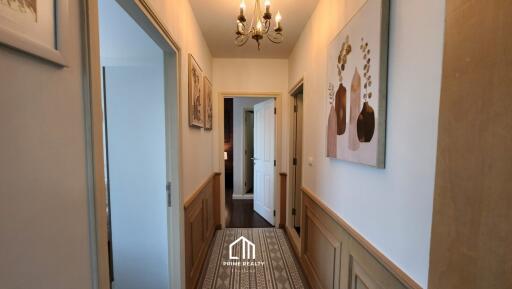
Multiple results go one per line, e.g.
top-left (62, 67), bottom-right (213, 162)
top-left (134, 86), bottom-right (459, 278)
top-left (229, 236), bottom-right (256, 260)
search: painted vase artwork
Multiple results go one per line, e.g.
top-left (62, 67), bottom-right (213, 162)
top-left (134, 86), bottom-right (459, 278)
top-left (357, 38), bottom-right (376, 142)
top-left (335, 36), bottom-right (351, 136)
top-left (325, 0), bottom-right (389, 168)
top-left (327, 105), bottom-right (338, 157)
top-left (349, 68), bottom-right (361, 151)
top-left (358, 101), bottom-right (375, 142)
top-left (327, 84), bottom-right (338, 157)
top-left (335, 83), bottom-right (347, 135)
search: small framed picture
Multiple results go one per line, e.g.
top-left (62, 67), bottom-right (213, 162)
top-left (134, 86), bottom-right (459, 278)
top-left (203, 76), bottom-right (213, 130)
top-left (188, 54), bottom-right (203, 128)
top-left (0, 0), bottom-right (69, 66)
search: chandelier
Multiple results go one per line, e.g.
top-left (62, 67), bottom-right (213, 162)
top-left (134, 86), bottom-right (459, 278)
top-left (235, 0), bottom-right (283, 49)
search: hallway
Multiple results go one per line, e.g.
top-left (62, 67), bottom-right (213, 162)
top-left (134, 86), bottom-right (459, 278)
top-left (199, 228), bottom-right (308, 289)
top-left (1, 0), bottom-right (511, 289)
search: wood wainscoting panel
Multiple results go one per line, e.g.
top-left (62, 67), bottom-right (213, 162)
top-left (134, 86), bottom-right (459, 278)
top-left (188, 201), bottom-right (205, 278)
top-left (300, 187), bottom-right (422, 289)
top-left (302, 207), bottom-right (341, 289)
top-left (184, 173), bottom-right (221, 289)
top-left (349, 257), bottom-right (376, 289)
top-left (213, 172), bottom-right (221, 228)
top-left (348, 235), bottom-right (407, 289)
top-left (279, 172), bottom-right (287, 227)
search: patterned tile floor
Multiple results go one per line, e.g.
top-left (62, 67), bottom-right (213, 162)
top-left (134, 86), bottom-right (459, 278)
top-left (199, 228), bottom-right (309, 289)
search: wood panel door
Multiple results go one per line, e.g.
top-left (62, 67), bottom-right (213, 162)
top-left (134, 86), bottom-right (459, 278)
top-left (253, 99), bottom-right (276, 225)
top-left (292, 92), bottom-right (304, 230)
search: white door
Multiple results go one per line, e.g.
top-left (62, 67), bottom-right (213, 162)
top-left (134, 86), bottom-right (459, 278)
top-left (253, 99), bottom-right (276, 225)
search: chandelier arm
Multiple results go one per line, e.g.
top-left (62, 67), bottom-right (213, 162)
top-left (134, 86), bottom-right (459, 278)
top-left (238, 25), bottom-right (250, 36)
top-left (248, 10), bottom-right (255, 35)
top-left (254, 0), bottom-right (261, 27)
top-left (263, 20), bottom-right (271, 34)
top-left (235, 34), bottom-right (250, 47)
top-left (266, 35), bottom-right (281, 44)
top-left (236, 33), bottom-right (249, 41)
top-left (267, 31), bottom-right (284, 44)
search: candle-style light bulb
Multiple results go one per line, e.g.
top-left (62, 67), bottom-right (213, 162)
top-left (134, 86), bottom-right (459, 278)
top-left (276, 11), bottom-right (282, 23)
top-left (275, 11), bottom-right (282, 29)
top-left (238, 0), bottom-right (247, 23)
top-left (265, 0), bottom-right (271, 10)
top-left (256, 19), bottom-right (263, 34)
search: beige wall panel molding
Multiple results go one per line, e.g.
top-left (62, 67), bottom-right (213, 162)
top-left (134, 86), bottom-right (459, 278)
top-left (300, 187), bottom-right (421, 289)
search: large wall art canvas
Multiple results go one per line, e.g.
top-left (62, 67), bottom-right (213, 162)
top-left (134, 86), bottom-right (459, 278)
top-left (326, 0), bottom-right (389, 168)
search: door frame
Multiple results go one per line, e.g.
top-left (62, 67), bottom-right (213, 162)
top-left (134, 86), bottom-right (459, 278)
top-left (243, 109), bottom-right (254, 195)
top-left (286, 78), bottom-right (304, 253)
top-left (82, 1), bottom-right (184, 289)
top-left (217, 92), bottom-right (283, 228)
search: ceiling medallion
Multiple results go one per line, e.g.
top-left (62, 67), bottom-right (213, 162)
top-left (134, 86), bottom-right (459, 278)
top-left (235, 0), bottom-right (283, 50)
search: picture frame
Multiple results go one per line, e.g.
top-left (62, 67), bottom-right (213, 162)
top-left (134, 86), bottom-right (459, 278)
top-left (0, 0), bottom-right (69, 66)
top-left (325, 0), bottom-right (389, 168)
top-left (203, 76), bottom-right (213, 130)
top-left (188, 54), bottom-right (204, 128)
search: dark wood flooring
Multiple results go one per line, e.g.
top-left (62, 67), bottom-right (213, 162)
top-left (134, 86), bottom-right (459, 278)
top-left (225, 188), bottom-right (272, 228)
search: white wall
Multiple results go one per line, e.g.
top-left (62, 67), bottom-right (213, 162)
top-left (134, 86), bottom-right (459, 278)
top-left (105, 65), bottom-right (169, 289)
top-left (288, 0), bottom-right (445, 287)
top-left (0, 2), bottom-right (94, 289)
top-left (133, 0), bottom-right (214, 200)
top-left (232, 97), bottom-right (271, 197)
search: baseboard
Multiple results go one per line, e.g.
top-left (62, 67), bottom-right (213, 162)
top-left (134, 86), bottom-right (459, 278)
top-left (284, 225), bottom-right (301, 258)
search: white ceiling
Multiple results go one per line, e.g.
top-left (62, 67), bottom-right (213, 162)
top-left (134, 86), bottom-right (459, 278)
top-left (189, 0), bottom-right (319, 58)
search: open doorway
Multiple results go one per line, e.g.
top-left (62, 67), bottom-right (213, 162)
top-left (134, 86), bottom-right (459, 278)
top-left (223, 97), bottom-right (276, 228)
top-left (96, 1), bottom-right (181, 288)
